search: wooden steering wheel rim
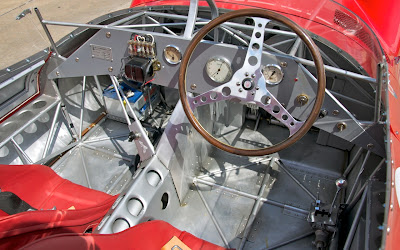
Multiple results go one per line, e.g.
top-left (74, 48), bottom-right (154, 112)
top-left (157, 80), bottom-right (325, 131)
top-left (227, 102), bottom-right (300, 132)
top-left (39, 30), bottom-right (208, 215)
top-left (178, 8), bottom-right (326, 156)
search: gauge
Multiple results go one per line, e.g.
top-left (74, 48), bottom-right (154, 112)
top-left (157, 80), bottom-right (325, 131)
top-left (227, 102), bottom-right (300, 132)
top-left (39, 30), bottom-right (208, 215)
top-left (163, 45), bottom-right (182, 64)
top-left (205, 57), bottom-right (233, 83)
top-left (262, 64), bottom-right (284, 85)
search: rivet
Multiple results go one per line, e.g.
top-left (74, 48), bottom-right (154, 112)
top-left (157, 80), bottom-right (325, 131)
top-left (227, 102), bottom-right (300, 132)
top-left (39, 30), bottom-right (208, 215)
top-left (255, 86), bottom-right (259, 90)
top-left (332, 110), bottom-right (340, 116)
top-left (392, 181), bottom-right (395, 187)
top-left (245, 72), bottom-right (249, 76)
top-left (367, 143), bottom-right (374, 149)
top-left (190, 84), bottom-right (196, 90)
top-left (106, 32), bottom-right (111, 38)
top-left (387, 227), bottom-right (390, 234)
top-left (236, 82), bottom-right (240, 86)
top-left (108, 67), bottom-right (113, 72)
top-left (280, 61), bottom-right (287, 67)
top-left (251, 74), bottom-right (256, 78)
top-left (239, 88), bottom-right (243, 92)
top-left (75, 57), bottom-right (79, 62)
top-left (56, 71), bottom-right (60, 76)
top-left (390, 203), bottom-right (394, 211)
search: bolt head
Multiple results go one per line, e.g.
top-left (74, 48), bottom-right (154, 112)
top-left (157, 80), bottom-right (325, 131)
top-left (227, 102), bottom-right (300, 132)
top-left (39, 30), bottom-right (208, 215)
top-left (239, 88), bottom-right (243, 92)
top-left (280, 61), bottom-right (288, 67)
top-left (190, 84), bottom-right (197, 90)
top-left (332, 110), bottom-right (340, 116)
top-left (106, 32), bottom-right (111, 38)
top-left (108, 67), bottom-right (113, 72)
top-left (75, 57), bottom-right (79, 62)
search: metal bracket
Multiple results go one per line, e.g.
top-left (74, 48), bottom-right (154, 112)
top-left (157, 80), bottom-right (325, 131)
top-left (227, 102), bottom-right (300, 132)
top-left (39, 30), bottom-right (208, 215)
top-left (16, 8), bottom-right (31, 20)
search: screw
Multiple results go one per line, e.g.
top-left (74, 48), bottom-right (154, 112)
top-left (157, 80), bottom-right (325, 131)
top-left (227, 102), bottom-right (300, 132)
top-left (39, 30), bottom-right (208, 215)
top-left (191, 84), bottom-right (197, 90)
top-left (236, 82), bottom-right (240, 86)
top-left (280, 61), bottom-right (288, 67)
top-left (106, 32), bottom-right (111, 38)
top-left (332, 110), bottom-right (340, 116)
top-left (245, 72), bottom-right (249, 76)
top-left (319, 109), bottom-right (328, 118)
top-left (75, 57), bottom-right (79, 62)
top-left (337, 122), bottom-right (347, 132)
top-left (239, 88), bottom-right (243, 92)
top-left (255, 86), bottom-right (259, 90)
top-left (108, 67), bottom-right (113, 72)
top-left (367, 143), bottom-right (374, 149)
top-left (56, 71), bottom-right (60, 76)
top-left (251, 92), bottom-right (255, 95)
top-left (251, 74), bottom-right (256, 78)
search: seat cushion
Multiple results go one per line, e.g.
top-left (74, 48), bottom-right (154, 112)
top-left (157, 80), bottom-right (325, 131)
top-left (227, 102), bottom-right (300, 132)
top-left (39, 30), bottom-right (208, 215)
top-left (0, 164), bottom-right (113, 210)
top-left (0, 164), bottom-right (116, 249)
top-left (21, 220), bottom-right (227, 250)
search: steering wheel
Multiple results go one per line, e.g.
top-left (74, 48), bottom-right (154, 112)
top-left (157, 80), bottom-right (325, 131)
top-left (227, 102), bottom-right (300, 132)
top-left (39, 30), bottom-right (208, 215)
top-left (178, 9), bottom-right (326, 156)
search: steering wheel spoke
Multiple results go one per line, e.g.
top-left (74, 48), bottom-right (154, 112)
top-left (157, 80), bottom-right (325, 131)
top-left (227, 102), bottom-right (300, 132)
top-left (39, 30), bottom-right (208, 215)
top-left (241, 18), bottom-right (270, 71)
top-left (254, 90), bottom-right (304, 136)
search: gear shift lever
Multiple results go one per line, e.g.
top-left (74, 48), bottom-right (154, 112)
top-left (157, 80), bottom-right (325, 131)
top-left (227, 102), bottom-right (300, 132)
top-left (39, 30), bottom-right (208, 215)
top-left (329, 178), bottom-right (347, 215)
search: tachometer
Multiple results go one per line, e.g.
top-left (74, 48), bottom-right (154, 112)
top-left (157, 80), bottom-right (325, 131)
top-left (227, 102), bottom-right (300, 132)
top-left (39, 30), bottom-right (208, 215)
top-left (262, 64), bottom-right (284, 85)
top-left (205, 57), bottom-right (233, 84)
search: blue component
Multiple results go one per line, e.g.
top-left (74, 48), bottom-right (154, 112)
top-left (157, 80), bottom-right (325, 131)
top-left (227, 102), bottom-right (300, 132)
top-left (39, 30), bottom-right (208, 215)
top-left (103, 82), bottom-right (143, 103)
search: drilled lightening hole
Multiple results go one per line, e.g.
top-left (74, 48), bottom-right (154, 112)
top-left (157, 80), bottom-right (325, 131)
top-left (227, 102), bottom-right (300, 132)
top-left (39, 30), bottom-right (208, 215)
top-left (290, 122), bottom-right (295, 126)
top-left (273, 106), bottom-right (280, 113)
top-left (210, 92), bottom-right (218, 100)
top-left (252, 43), bottom-right (260, 50)
top-left (249, 56), bottom-right (258, 66)
top-left (261, 96), bottom-right (271, 105)
top-left (282, 115), bottom-right (288, 121)
top-left (255, 32), bottom-right (261, 38)
top-left (222, 87), bottom-right (231, 96)
top-left (161, 193), bottom-right (169, 210)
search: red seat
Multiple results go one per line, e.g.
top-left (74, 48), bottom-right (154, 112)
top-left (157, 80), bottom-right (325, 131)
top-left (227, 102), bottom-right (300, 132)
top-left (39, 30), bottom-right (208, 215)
top-left (0, 164), bottom-right (117, 249)
top-left (21, 220), bottom-right (227, 250)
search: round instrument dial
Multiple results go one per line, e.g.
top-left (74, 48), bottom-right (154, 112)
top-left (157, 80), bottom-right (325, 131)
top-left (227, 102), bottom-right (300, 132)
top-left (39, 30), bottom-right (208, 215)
top-left (164, 45), bottom-right (182, 64)
top-left (262, 64), bottom-right (284, 85)
top-left (205, 57), bottom-right (233, 83)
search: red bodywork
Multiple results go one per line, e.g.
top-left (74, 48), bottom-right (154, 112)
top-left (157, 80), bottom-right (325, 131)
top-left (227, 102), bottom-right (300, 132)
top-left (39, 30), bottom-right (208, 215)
top-left (130, 0), bottom-right (400, 248)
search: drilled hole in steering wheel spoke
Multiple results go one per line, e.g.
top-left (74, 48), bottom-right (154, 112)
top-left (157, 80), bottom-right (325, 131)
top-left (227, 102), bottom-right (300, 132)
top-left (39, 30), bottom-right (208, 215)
top-left (282, 114), bottom-right (288, 121)
top-left (252, 43), bottom-right (260, 50)
top-left (261, 95), bottom-right (271, 105)
top-left (210, 92), bottom-right (218, 100)
top-left (222, 87), bottom-right (231, 97)
top-left (201, 96), bottom-right (207, 102)
top-left (273, 105), bottom-right (280, 113)
top-left (248, 56), bottom-right (258, 66)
